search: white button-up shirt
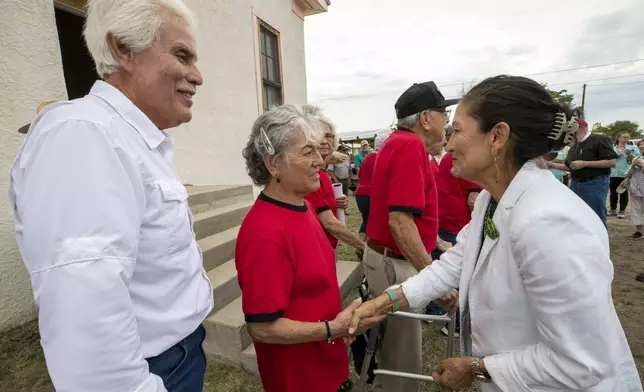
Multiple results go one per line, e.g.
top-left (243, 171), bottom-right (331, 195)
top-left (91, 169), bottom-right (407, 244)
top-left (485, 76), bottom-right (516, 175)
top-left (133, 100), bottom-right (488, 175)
top-left (8, 81), bottom-right (213, 392)
top-left (401, 162), bottom-right (641, 392)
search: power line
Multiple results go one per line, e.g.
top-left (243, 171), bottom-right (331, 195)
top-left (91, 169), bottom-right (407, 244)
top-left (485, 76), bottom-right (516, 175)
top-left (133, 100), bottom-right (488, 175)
top-left (587, 80), bottom-right (644, 87)
top-left (546, 73), bottom-right (644, 88)
top-left (571, 85), bottom-right (585, 96)
top-left (521, 59), bottom-right (644, 77)
top-left (312, 59), bottom-right (644, 103)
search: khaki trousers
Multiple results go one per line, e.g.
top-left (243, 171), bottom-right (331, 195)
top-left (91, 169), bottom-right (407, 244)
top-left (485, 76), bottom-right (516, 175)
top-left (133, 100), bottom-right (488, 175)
top-left (363, 246), bottom-right (421, 392)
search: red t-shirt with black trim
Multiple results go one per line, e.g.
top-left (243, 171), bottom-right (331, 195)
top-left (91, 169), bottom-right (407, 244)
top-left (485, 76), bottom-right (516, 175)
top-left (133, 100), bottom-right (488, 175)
top-left (366, 128), bottom-right (439, 255)
top-left (235, 193), bottom-right (348, 392)
top-left (305, 170), bottom-right (339, 248)
top-left (355, 152), bottom-right (376, 196)
top-left (437, 153), bottom-right (482, 233)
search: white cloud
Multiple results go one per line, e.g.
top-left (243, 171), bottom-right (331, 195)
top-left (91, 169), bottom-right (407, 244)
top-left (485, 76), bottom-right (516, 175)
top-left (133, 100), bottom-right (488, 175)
top-left (305, 0), bottom-right (644, 133)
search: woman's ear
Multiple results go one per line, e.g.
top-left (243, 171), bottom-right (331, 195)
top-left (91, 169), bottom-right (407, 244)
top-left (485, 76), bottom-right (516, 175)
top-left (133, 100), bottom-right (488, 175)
top-left (491, 122), bottom-right (511, 153)
top-left (262, 154), bottom-right (279, 177)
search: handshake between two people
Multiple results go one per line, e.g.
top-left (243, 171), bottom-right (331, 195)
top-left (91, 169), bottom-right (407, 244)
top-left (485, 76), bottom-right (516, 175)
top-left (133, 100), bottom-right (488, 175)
top-left (328, 288), bottom-right (459, 345)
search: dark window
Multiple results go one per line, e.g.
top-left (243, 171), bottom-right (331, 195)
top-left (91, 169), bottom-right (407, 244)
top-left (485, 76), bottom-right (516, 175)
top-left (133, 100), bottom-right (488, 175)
top-left (259, 23), bottom-right (283, 111)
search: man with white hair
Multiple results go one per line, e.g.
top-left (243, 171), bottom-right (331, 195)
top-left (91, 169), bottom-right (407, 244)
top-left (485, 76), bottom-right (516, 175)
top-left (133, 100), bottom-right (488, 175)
top-left (363, 82), bottom-right (458, 392)
top-left (8, 1), bottom-right (211, 392)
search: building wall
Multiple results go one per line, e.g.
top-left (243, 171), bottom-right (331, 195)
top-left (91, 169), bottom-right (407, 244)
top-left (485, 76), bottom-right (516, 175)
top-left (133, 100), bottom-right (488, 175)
top-left (0, 0), bottom-right (308, 332)
top-left (0, 0), bottom-right (69, 332)
top-left (174, 0), bottom-right (308, 186)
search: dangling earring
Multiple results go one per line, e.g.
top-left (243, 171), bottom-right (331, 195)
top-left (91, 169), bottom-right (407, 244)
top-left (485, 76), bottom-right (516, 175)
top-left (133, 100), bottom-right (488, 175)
top-left (493, 154), bottom-right (500, 183)
top-left (276, 175), bottom-right (281, 183)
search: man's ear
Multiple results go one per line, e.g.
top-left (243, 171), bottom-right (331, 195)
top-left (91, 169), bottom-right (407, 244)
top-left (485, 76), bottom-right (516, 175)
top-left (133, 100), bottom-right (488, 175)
top-left (419, 111), bottom-right (431, 130)
top-left (105, 32), bottom-right (135, 73)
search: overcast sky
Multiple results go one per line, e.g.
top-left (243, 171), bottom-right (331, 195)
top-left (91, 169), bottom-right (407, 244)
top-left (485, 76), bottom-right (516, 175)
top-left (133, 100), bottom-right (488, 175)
top-left (304, 0), bottom-right (644, 135)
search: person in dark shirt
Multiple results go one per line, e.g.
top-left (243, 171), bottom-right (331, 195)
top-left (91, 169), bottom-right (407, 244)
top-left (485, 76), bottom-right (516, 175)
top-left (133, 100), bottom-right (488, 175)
top-left (564, 119), bottom-right (617, 226)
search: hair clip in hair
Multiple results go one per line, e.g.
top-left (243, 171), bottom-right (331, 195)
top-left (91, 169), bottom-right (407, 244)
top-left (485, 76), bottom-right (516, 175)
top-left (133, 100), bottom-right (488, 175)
top-left (564, 116), bottom-right (580, 145)
top-left (548, 113), bottom-right (579, 146)
top-left (260, 127), bottom-right (276, 155)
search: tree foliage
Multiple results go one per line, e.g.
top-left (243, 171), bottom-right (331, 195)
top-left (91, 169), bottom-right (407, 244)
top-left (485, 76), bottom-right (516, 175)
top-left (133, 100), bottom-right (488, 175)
top-left (545, 87), bottom-right (575, 107)
top-left (593, 120), bottom-right (643, 140)
top-left (544, 86), bottom-right (585, 117)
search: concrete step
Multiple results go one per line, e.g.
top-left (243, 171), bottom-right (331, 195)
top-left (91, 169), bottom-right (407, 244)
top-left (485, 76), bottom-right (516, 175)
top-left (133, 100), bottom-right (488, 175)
top-left (240, 345), bottom-right (258, 375)
top-left (207, 259), bottom-right (241, 314)
top-left (203, 296), bottom-right (249, 367)
top-left (198, 226), bottom-right (240, 272)
top-left (192, 201), bottom-right (252, 241)
top-left (336, 260), bottom-right (364, 299)
top-left (187, 185), bottom-right (254, 215)
top-left (203, 261), bottom-right (364, 369)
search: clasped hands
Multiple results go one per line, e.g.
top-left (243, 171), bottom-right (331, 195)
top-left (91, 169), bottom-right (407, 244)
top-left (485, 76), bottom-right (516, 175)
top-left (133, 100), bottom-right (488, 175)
top-left (331, 289), bottom-right (459, 345)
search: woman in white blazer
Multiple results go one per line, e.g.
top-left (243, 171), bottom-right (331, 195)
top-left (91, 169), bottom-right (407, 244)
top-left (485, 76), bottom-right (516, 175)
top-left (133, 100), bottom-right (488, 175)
top-left (348, 75), bottom-right (641, 391)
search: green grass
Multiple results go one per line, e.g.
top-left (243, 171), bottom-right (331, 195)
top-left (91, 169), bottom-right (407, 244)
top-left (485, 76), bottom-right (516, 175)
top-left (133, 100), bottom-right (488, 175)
top-left (1, 197), bottom-right (642, 391)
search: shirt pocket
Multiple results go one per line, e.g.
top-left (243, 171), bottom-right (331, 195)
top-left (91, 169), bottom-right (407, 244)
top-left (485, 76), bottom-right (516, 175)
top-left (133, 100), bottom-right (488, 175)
top-left (155, 179), bottom-right (194, 255)
top-left (157, 179), bottom-right (189, 203)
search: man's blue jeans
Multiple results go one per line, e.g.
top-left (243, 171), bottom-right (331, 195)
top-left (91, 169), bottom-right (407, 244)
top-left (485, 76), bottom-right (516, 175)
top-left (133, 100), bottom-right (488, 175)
top-left (146, 325), bottom-right (207, 392)
top-left (571, 176), bottom-right (610, 227)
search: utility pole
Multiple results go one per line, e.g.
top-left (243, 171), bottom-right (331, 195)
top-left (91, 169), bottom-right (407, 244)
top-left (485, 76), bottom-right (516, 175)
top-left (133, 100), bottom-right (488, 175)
top-left (581, 84), bottom-right (587, 118)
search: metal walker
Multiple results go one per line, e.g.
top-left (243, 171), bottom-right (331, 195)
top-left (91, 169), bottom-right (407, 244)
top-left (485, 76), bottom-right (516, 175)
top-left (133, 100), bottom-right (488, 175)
top-left (357, 311), bottom-right (457, 391)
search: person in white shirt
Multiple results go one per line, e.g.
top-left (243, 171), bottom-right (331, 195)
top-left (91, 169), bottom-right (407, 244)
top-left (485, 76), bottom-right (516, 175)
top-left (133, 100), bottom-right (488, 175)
top-left (8, 1), bottom-right (212, 392)
top-left (347, 75), bottom-right (641, 392)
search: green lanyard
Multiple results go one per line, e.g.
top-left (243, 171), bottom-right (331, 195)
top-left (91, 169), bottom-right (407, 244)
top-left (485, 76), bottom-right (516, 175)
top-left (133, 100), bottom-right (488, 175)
top-left (478, 199), bottom-right (499, 259)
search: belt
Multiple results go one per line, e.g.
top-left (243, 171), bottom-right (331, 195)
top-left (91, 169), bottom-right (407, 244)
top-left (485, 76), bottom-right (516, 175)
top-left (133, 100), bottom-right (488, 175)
top-left (573, 174), bottom-right (609, 183)
top-left (366, 238), bottom-right (406, 260)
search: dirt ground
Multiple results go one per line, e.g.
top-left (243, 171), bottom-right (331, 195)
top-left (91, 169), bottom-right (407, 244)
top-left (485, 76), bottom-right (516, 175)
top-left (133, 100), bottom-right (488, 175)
top-left (0, 199), bottom-right (642, 392)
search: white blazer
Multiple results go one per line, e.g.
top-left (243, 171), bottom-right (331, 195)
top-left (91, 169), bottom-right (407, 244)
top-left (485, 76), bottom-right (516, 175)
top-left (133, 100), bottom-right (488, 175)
top-left (402, 161), bottom-right (642, 391)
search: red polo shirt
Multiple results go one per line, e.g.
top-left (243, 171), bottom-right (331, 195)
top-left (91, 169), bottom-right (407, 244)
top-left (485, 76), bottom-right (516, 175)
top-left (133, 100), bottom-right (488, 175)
top-left (430, 156), bottom-right (439, 174)
top-left (366, 128), bottom-right (438, 255)
top-left (355, 152), bottom-right (376, 196)
top-left (305, 170), bottom-right (339, 248)
top-left (235, 193), bottom-right (348, 392)
top-left (437, 153), bottom-right (482, 233)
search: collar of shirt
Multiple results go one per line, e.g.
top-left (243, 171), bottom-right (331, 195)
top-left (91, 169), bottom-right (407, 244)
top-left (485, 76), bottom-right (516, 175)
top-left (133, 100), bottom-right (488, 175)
top-left (577, 131), bottom-right (591, 143)
top-left (89, 81), bottom-right (168, 150)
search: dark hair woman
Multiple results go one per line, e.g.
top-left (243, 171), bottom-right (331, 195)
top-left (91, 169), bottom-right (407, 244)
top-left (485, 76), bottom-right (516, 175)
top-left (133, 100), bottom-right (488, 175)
top-left (347, 75), bottom-right (640, 391)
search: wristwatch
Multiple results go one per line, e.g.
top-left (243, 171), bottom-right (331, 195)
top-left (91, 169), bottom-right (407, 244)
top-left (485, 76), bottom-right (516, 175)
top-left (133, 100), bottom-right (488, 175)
top-left (472, 357), bottom-right (491, 382)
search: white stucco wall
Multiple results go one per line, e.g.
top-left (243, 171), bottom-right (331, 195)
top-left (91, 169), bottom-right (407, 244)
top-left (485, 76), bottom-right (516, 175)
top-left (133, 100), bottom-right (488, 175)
top-left (0, 0), bottom-right (308, 332)
top-left (0, 0), bottom-right (69, 332)
top-left (174, 0), bottom-right (308, 186)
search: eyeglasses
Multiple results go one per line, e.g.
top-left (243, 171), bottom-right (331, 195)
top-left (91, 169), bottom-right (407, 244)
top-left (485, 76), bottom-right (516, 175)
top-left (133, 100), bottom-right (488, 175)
top-left (423, 109), bottom-right (448, 121)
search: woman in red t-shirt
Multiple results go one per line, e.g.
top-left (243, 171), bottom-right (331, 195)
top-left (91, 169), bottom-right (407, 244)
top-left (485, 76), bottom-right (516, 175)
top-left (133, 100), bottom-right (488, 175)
top-left (354, 131), bottom-right (391, 244)
top-left (238, 105), bottom-right (384, 392)
top-left (303, 105), bottom-right (364, 251)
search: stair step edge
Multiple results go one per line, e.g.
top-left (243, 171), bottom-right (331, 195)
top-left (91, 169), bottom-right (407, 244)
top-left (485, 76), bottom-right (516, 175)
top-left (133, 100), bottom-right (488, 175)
top-left (192, 200), bottom-right (253, 221)
top-left (207, 259), bottom-right (238, 287)
top-left (197, 226), bottom-right (241, 250)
